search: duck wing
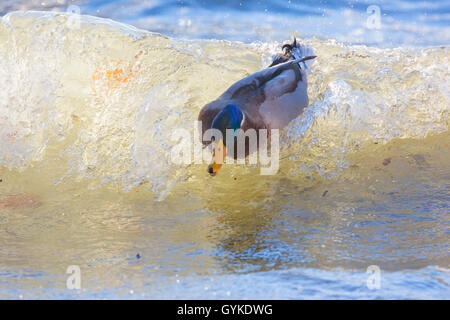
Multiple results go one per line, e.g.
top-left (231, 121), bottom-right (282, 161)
top-left (222, 56), bottom-right (315, 102)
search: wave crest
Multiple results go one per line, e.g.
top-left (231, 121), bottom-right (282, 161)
top-left (0, 11), bottom-right (448, 197)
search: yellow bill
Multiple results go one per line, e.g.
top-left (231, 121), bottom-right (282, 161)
top-left (207, 139), bottom-right (226, 176)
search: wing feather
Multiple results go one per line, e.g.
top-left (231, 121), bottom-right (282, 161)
top-left (223, 58), bottom-right (304, 100)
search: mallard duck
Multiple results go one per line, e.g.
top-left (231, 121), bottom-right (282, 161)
top-left (198, 38), bottom-right (316, 175)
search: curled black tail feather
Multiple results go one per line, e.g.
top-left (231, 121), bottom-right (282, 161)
top-left (282, 36), bottom-right (297, 54)
top-left (269, 37), bottom-right (298, 67)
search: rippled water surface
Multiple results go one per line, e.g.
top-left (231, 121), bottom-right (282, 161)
top-left (0, 3), bottom-right (449, 299)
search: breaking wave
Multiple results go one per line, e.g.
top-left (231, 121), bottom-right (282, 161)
top-left (0, 11), bottom-right (448, 197)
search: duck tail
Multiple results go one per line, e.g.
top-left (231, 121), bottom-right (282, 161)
top-left (269, 37), bottom-right (316, 70)
top-left (286, 37), bottom-right (316, 74)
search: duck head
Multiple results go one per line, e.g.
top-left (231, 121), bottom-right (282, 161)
top-left (208, 104), bottom-right (243, 176)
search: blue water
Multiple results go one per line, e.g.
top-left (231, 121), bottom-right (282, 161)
top-left (2, 0), bottom-right (450, 47)
top-left (74, 0), bottom-right (450, 47)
